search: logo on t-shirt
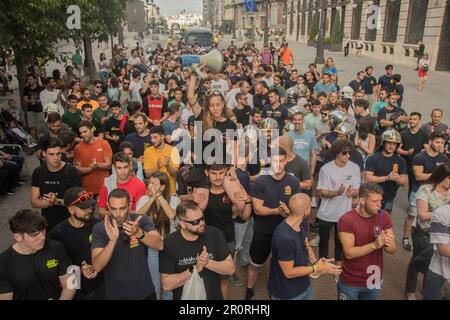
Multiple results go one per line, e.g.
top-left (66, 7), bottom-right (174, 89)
top-left (129, 236), bottom-right (139, 249)
top-left (46, 259), bottom-right (59, 269)
top-left (89, 234), bottom-right (93, 243)
top-left (222, 195), bottom-right (231, 204)
top-left (284, 186), bottom-right (292, 196)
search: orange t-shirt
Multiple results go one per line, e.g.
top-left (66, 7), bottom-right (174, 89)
top-left (73, 138), bottom-right (112, 194)
top-left (280, 47), bottom-right (293, 66)
top-left (77, 99), bottom-right (100, 111)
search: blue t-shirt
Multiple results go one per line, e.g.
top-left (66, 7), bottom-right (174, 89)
top-left (268, 220), bottom-right (311, 299)
top-left (251, 173), bottom-right (301, 235)
top-left (125, 132), bottom-right (152, 158)
top-left (286, 129), bottom-right (319, 163)
top-left (313, 82), bottom-right (337, 95)
top-left (162, 119), bottom-right (180, 137)
top-left (323, 66), bottom-right (337, 75)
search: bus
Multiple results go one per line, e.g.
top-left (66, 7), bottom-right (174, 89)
top-left (185, 27), bottom-right (213, 49)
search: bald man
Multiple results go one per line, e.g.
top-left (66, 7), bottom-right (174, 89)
top-left (268, 193), bottom-right (342, 300)
top-left (278, 136), bottom-right (313, 191)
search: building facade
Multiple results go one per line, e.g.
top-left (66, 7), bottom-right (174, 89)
top-left (285, 0), bottom-right (450, 71)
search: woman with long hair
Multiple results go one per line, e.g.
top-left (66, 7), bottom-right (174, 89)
top-left (322, 57), bottom-right (337, 75)
top-left (118, 67), bottom-right (127, 84)
top-left (418, 53), bottom-right (430, 91)
top-left (98, 52), bottom-right (109, 82)
top-left (355, 117), bottom-right (376, 161)
top-left (405, 163), bottom-right (450, 300)
top-left (136, 171), bottom-right (179, 300)
top-left (68, 80), bottom-right (82, 101)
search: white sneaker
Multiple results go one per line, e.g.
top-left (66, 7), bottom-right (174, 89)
top-left (309, 234), bottom-right (320, 247)
top-left (311, 197), bottom-right (318, 208)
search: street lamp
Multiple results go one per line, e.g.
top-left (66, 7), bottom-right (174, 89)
top-left (263, 0), bottom-right (270, 46)
top-left (232, 0), bottom-right (237, 40)
top-left (314, 0), bottom-right (327, 65)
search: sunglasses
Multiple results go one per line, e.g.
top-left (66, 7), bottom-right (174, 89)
top-left (321, 112), bottom-right (329, 116)
top-left (123, 82), bottom-right (130, 85)
top-left (180, 215), bottom-right (205, 226)
top-left (70, 191), bottom-right (94, 206)
top-left (341, 151), bottom-right (350, 156)
top-left (95, 85), bottom-right (103, 88)
top-left (206, 89), bottom-right (222, 97)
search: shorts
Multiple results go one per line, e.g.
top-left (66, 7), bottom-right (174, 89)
top-left (27, 111), bottom-right (45, 129)
top-left (249, 233), bottom-right (273, 267)
top-left (407, 191), bottom-right (417, 217)
top-left (220, 241), bottom-right (236, 280)
top-left (418, 69), bottom-right (428, 78)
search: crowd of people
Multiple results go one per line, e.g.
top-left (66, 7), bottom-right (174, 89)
top-left (0, 37), bottom-right (449, 301)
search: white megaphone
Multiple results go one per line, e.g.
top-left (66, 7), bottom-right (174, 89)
top-left (179, 49), bottom-right (224, 73)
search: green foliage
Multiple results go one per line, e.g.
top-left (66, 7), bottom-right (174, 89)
top-left (325, 37), bottom-right (333, 44)
top-left (308, 12), bottom-right (320, 41)
top-left (331, 11), bottom-right (343, 44)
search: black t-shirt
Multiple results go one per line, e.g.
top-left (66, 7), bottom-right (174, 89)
top-left (412, 151), bottom-right (450, 192)
top-left (159, 226), bottom-right (230, 300)
top-left (202, 119), bottom-right (237, 165)
top-left (285, 155), bottom-right (312, 183)
top-left (0, 240), bottom-right (72, 300)
top-left (23, 85), bottom-right (45, 112)
top-left (48, 219), bottom-right (104, 298)
top-left (251, 173), bottom-right (301, 235)
top-left (400, 129), bottom-right (429, 168)
top-left (365, 152), bottom-right (407, 201)
top-left (91, 214), bottom-right (156, 300)
top-left (31, 163), bottom-right (82, 230)
top-left (378, 75), bottom-right (395, 93)
top-left (349, 80), bottom-right (364, 93)
top-left (204, 191), bottom-right (234, 243)
top-left (103, 116), bottom-right (135, 153)
top-left (362, 76), bottom-right (377, 95)
top-left (253, 94), bottom-right (268, 110)
top-left (377, 106), bottom-right (406, 132)
top-left (233, 105), bottom-right (252, 128)
top-left (125, 132), bottom-right (152, 158)
top-left (262, 104), bottom-right (289, 134)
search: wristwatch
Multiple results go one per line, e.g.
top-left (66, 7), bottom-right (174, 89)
top-left (136, 229), bottom-right (145, 240)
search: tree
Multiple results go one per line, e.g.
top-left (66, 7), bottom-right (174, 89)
top-left (309, 12), bottom-right (320, 42)
top-left (0, 0), bottom-right (67, 109)
top-left (331, 11), bottom-right (343, 44)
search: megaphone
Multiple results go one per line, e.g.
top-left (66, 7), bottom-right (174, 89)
top-left (179, 49), bottom-right (223, 73)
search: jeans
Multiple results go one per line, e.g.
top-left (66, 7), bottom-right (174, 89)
top-left (337, 281), bottom-right (381, 300)
top-left (423, 270), bottom-right (446, 300)
top-left (234, 217), bottom-right (254, 267)
top-left (98, 71), bottom-right (109, 82)
top-left (148, 248), bottom-right (173, 300)
top-left (2, 155), bottom-right (24, 173)
top-left (271, 286), bottom-right (313, 300)
top-left (405, 227), bottom-right (430, 294)
top-left (344, 45), bottom-right (349, 56)
top-left (407, 169), bottom-right (415, 200)
top-left (318, 218), bottom-right (342, 261)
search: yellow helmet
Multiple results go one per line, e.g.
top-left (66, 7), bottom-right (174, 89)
top-left (259, 118), bottom-right (279, 130)
top-left (381, 129), bottom-right (402, 144)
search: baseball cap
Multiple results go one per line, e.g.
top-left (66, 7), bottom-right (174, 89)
top-left (64, 187), bottom-right (96, 209)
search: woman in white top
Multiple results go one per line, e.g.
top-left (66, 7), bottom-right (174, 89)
top-left (356, 37), bottom-right (363, 57)
top-left (405, 164), bottom-right (450, 300)
top-left (136, 171), bottom-right (180, 300)
top-left (418, 53), bottom-right (430, 91)
top-left (98, 52), bottom-right (109, 82)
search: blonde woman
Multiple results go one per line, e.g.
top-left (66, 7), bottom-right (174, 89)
top-left (418, 53), bottom-right (430, 91)
top-left (322, 57), bottom-right (337, 75)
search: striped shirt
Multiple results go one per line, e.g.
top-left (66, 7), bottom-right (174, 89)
top-left (429, 205), bottom-right (450, 279)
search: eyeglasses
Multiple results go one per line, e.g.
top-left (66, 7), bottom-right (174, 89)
top-left (180, 215), bottom-right (205, 226)
top-left (205, 89), bottom-right (222, 97)
top-left (70, 191), bottom-right (94, 206)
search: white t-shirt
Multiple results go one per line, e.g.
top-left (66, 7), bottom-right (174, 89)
top-left (262, 77), bottom-right (274, 88)
top-left (211, 79), bottom-right (229, 96)
top-left (317, 160), bottom-right (361, 222)
top-left (225, 88), bottom-right (240, 104)
top-left (39, 89), bottom-right (65, 115)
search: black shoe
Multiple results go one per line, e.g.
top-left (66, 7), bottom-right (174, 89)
top-left (245, 288), bottom-right (254, 300)
top-left (6, 190), bottom-right (16, 196)
top-left (18, 180), bottom-right (27, 185)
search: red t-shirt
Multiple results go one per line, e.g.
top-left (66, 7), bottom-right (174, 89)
top-left (97, 176), bottom-right (147, 211)
top-left (337, 209), bottom-right (393, 287)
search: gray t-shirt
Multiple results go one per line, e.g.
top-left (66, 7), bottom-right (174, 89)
top-left (421, 122), bottom-right (448, 135)
top-left (429, 205), bottom-right (450, 279)
top-left (285, 155), bottom-right (312, 183)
